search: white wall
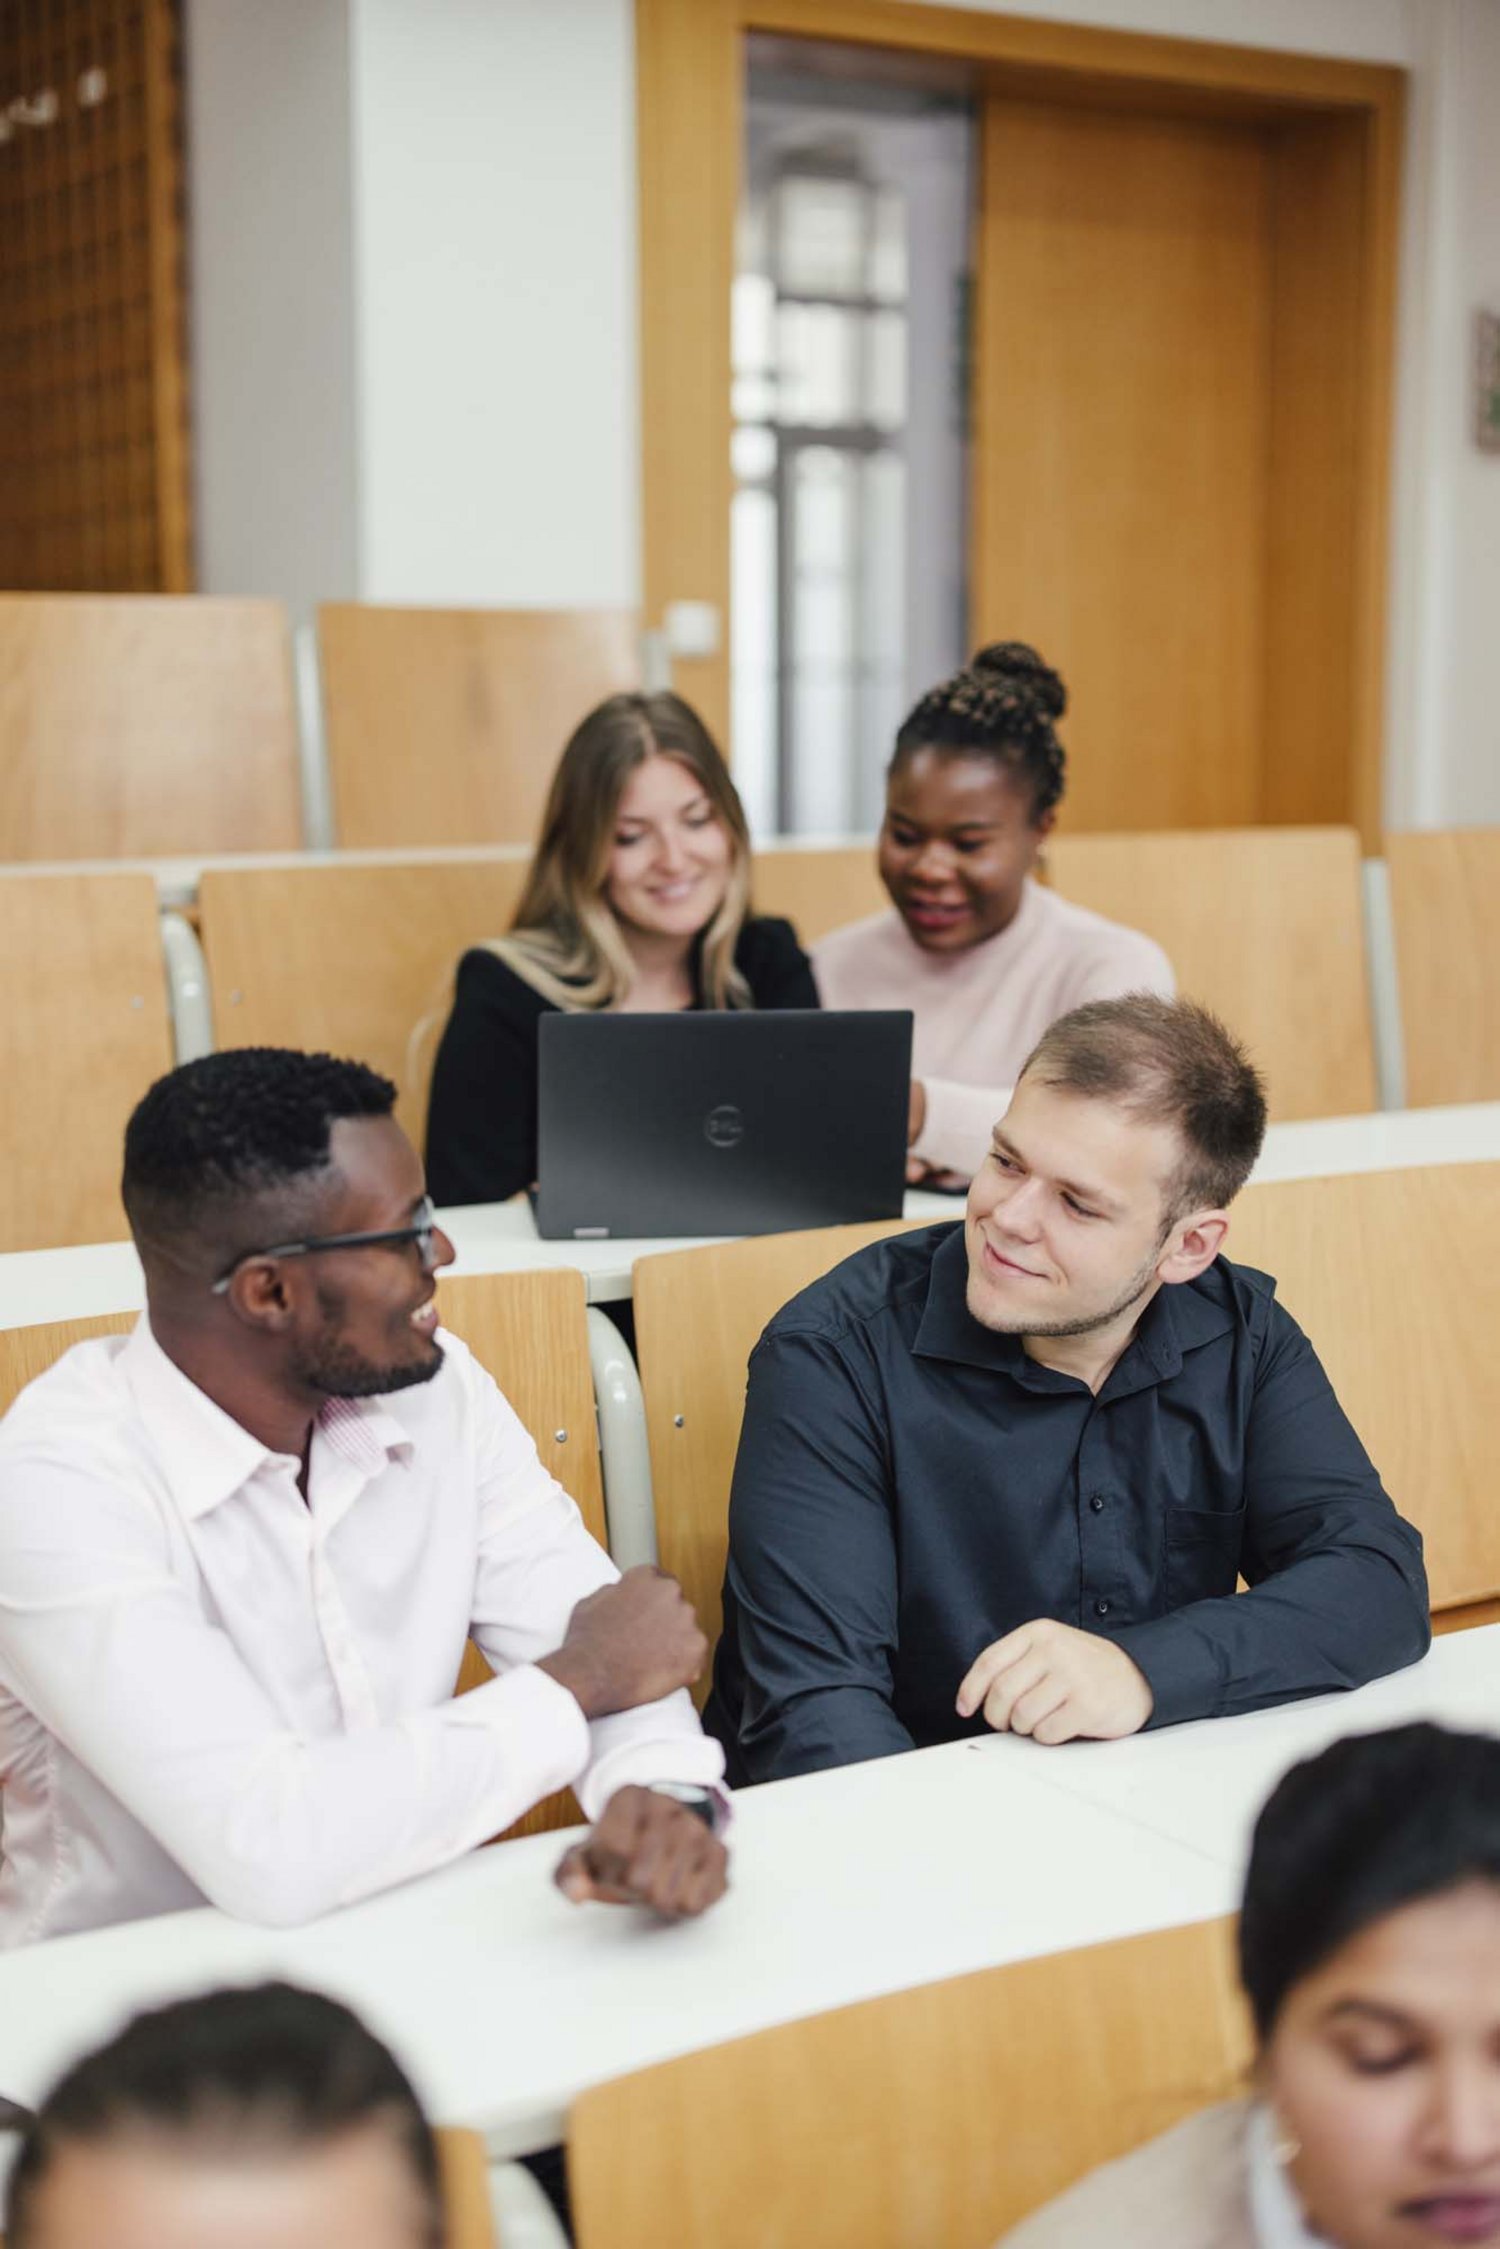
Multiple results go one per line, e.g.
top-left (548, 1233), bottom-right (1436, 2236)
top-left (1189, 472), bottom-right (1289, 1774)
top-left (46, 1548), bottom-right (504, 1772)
top-left (1390, 0), bottom-right (1500, 826)
top-left (184, 0), bottom-right (360, 616)
top-left (348, 0), bottom-right (639, 606)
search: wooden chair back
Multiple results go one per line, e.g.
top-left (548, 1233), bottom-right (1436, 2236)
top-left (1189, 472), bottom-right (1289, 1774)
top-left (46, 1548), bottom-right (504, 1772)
top-left (1385, 829), bottom-right (1500, 1108)
top-left (751, 844), bottom-right (885, 947)
top-left (1228, 1162), bottom-right (1500, 1626)
top-left (436, 1268), bottom-right (606, 1839)
top-left (632, 1219), bottom-right (933, 1693)
top-left (1046, 826), bottom-right (1376, 1120)
top-left (0, 595), bottom-right (300, 859)
top-left (570, 1913), bottom-right (1248, 2249)
top-left (0, 872), bottom-right (174, 1251)
top-left (436, 2126), bottom-right (499, 2248)
top-left (0, 1313), bottom-right (137, 1417)
top-left (198, 856), bottom-right (531, 1138)
top-left (317, 604), bottom-right (640, 849)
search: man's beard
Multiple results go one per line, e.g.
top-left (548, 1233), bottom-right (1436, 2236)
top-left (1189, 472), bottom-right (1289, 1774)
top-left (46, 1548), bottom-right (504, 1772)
top-left (291, 1296), bottom-right (445, 1398)
top-left (968, 1235), bottom-right (1164, 1340)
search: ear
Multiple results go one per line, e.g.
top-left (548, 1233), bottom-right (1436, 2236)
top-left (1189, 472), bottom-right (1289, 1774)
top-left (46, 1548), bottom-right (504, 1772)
top-left (224, 1257), bottom-right (299, 1333)
top-left (1031, 806), bottom-right (1058, 846)
top-left (1155, 1206), bottom-right (1229, 1288)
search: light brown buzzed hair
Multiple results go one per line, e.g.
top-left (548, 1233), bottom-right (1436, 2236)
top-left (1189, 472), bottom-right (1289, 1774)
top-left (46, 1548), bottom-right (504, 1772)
top-left (1019, 994), bottom-right (1268, 1216)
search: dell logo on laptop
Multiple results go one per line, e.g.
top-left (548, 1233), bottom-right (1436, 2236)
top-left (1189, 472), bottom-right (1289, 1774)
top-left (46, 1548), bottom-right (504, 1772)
top-left (704, 1104), bottom-right (745, 1150)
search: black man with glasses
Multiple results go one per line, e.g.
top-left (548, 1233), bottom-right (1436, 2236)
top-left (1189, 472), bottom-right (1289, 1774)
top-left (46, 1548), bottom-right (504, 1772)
top-left (0, 1049), bottom-right (727, 1946)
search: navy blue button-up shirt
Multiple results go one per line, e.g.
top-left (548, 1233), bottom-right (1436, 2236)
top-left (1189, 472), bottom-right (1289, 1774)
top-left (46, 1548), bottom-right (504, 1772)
top-left (705, 1223), bottom-right (1430, 1784)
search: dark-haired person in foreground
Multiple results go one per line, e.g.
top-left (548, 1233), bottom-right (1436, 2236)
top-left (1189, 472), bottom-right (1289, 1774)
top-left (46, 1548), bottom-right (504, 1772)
top-left (0, 1050), bottom-right (727, 1945)
top-left (3, 1982), bottom-right (457, 2249)
top-left (707, 997), bottom-right (1428, 1782)
top-left (1001, 1723), bottom-right (1500, 2249)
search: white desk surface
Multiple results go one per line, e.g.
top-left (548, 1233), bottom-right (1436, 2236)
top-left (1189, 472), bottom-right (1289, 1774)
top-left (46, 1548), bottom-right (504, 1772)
top-left (3, 1103), bottom-right (1500, 1330)
top-left (0, 1739), bottom-right (1228, 2153)
top-left (1021, 1623), bottom-right (1500, 1885)
top-left (4, 1629), bottom-right (1499, 2154)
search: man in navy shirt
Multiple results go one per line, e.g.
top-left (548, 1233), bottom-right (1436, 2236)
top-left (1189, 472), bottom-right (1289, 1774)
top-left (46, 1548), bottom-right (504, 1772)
top-left (706, 995), bottom-right (1429, 1783)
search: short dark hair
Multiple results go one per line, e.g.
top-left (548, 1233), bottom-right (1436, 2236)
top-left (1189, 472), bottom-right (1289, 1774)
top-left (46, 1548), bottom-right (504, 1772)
top-left (122, 1048), bottom-right (396, 1260)
top-left (3, 1982), bottom-right (442, 2247)
top-left (893, 642), bottom-right (1067, 822)
top-left (1239, 1724), bottom-right (1500, 2043)
top-left (1019, 993), bottom-right (1267, 1213)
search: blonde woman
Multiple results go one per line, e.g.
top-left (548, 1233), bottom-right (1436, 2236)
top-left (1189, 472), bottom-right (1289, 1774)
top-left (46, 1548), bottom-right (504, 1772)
top-left (425, 693), bottom-right (817, 1205)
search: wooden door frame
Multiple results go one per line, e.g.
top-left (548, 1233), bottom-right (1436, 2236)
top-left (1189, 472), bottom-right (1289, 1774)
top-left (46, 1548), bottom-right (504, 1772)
top-left (637, 0), bottom-right (1404, 843)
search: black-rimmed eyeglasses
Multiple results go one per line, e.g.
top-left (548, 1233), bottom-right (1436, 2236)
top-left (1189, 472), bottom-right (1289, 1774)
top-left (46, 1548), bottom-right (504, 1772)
top-left (211, 1196), bottom-right (442, 1296)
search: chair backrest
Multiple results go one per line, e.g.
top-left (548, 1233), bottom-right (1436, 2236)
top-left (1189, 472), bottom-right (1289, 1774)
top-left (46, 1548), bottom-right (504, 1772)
top-left (0, 595), bottom-right (301, 859)
top-left (0, 1313), bottom-right (137, 1417)
top-left (317, 604), bottom-right (640, 849)
top-left (632, 1219), bottom-right (932, 1690)
top-left (435, 1268), bottom-right (606, 1841)
top-left (569, 1913), bottom-right (1248, 2249)
top-left (0, 872), bottom-right (174, 1251)
top-left (1227, 1162), bottom-right (1500, 1621)
top-left (1046, 826), bottom-right (1376, 1120)
top-left (1385, 829), bottom-right (1500, 1109)
top-left (436, 2126), bottom-right (499, 2249)
top-left (198, 856), bottom-right (532, 1138)
top-left (751, 844), bottom-right (885, 947)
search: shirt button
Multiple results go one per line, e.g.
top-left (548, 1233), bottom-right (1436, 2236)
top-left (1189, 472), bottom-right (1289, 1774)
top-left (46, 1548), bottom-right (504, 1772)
top-left (1089, 1494), bottom-right (1106, 1514)
top-left (1094, 1598), bottom-right (1112, 1618)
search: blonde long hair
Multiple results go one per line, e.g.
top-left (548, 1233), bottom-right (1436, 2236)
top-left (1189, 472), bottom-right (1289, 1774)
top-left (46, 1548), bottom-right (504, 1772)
top-left (492, 693), bottom-right (754, 1011)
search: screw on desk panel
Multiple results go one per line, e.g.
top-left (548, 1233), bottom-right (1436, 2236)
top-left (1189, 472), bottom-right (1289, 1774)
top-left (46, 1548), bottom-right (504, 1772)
top-left (229, 990), bottom-right (243, 1005)
top-left (130, 995), bottom-right (143, 1008)
top-left (674, 1414), bottom-right (685, 1428)
top-left (553, 1429), bottom-right (568, 1444)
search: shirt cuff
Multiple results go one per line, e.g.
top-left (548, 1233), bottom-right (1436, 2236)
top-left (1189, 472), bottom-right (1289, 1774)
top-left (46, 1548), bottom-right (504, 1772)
top-left (447, 1661), bottom-right (592, 1802)
top-left (911, 1078), bottom-right (1010, 1181)
top-left (1109, 1615), bottom-right (1228, 1731)
top-left (577, 1710), bottom-right (730, 1827)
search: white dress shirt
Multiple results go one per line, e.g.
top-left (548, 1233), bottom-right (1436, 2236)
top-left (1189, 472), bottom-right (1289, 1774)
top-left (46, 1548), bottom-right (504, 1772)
top-left (0, 1319), bottom-right (723, 1947)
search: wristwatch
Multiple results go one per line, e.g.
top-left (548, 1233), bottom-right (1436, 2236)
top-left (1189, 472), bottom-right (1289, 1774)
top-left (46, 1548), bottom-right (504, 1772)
top-left (650, 1783), bottom-right (723, 1832)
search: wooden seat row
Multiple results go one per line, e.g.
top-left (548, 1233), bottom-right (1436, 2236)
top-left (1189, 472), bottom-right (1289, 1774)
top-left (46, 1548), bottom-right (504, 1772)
top-left (3, 820), bottom-right (1496, 1252)
top-left (0, 594), bottom-right (640, 862)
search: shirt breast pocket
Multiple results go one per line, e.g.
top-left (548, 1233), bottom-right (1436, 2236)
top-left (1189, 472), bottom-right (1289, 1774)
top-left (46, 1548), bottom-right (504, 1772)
top-left (1163, 1504), bottom-right (1245, 1609)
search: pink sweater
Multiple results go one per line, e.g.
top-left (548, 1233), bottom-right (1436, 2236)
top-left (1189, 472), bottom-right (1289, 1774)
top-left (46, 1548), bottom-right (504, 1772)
top-left (813, 877), bottom-right (1174, 1179)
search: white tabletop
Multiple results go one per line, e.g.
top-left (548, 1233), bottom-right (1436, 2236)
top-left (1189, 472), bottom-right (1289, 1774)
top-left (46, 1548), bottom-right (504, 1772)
top-left (4, 1628), bottom-right (1498, 2153)
top-left (0, 1737), bottom-right (1229, 2152)
top-left (4, 1104), bottom-right (1500, 1330)
top-left (1019, 1623), bottom-right (1500, 1882)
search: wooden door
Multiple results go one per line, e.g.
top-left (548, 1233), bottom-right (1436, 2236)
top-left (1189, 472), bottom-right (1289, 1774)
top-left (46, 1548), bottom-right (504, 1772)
top-left (974, 101), bottom-right (1272, 831)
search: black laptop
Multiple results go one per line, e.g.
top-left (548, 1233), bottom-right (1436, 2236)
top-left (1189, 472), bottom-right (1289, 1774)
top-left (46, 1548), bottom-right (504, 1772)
top-left (534, 1009), bottom-right (913, 1240)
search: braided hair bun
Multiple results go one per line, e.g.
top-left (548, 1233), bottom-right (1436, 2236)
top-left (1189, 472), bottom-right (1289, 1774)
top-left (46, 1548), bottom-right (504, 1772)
top-left (970, 642), bottom-right (1066, 721)
top-left (892, 640), bottom-right (1068, 820)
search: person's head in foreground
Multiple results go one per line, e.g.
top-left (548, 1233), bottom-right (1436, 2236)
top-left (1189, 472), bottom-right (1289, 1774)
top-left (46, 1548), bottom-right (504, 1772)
top-left (1004, 1724), bottom-right (1500, 2249)
top-left (4, 1983), bottom-right (441, 2249)
top-left (880, 641), bottom-right (1066, 955)
top-left (1245, 1722), bottom-right (1500, 2249)
top-left (965, 991), bottom-right (1267, 1359)
top-left (508, 688), bottom-right (753, 1006)
top-left (123, 1046), bottom-right (455, 1414)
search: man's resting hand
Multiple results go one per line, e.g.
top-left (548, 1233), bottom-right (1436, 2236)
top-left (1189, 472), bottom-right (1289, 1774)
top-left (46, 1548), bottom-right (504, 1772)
top-left (956, 1618), bottom-right (1154, 1745)
top-left (538, 1565), bottom-right (708, 1719)
top-left (554, 1785), bottom-right (728, 1920)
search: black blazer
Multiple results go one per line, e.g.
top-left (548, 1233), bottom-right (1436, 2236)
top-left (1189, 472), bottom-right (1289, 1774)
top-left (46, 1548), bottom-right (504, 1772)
top-left (424, 916), bottom-right (819, 1206)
